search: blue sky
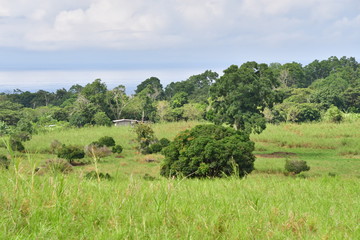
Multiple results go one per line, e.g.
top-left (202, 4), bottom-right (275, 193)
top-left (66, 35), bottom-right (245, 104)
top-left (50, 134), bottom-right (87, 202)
top-left (0, 0), bottom-right (359, 93)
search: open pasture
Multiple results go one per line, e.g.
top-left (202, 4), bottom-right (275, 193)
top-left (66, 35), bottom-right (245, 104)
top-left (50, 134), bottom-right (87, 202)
top-left (0, 121), bottom-right (359, 239)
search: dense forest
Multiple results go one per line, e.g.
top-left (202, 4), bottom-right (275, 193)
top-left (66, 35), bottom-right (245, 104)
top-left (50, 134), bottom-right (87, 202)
top-left (1, 56), bottom-right (360, 135)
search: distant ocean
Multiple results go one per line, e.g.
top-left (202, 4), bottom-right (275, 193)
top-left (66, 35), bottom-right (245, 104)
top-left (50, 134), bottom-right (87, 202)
top-left (0, 68), bottom-right (213, 94)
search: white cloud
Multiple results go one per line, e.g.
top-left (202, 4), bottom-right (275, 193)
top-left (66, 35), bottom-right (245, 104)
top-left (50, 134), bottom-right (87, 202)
top-left (0, 0), bottom-right (359, 55)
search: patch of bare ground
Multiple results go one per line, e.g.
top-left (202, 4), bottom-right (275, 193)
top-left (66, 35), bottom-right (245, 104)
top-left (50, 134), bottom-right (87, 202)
top-left (256, 152), bottom-right (297, 158)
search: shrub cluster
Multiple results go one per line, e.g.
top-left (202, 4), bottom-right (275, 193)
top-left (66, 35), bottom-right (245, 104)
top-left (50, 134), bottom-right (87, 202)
top-left (85, 171), bottom-right (112, 180)
top-left (284, 159), bottom-right (310, 174)
top-left (57, 145), bottom-right (85, 164)
top-left (160, 124), bottom-right (255, 178)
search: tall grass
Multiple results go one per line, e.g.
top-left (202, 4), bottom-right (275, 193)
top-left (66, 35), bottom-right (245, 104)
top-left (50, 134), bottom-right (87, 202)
top-left (0, 170), bottom-right (359, 239)
top-left (1, 121), bottom-right (360, 238)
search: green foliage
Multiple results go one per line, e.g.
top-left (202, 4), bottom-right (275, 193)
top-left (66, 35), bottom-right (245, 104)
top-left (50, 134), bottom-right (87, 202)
top-left (81, 79), bottom-right (108, 111)
top-left (0, 121), bottom-right (12, 136)
top-left (170, 92), bottom-right (188, 108)
top-left (324, 105), bottom-right (343, 123)
top-left (69, 96), bottom-right (99, 127)
top-left (57, 145), bottom-right (85, 163)
top-left (210, 62), bottom-right (280, 134)
top-left (0, 155), bottom-right (10, 169)
top-left (159, 138), bottom-right (170, 148)
top-left (134, 123), bottom-right (156, 154)
top-left (182, 103), bottom-right (206, 121)
top-left (287, 103), bottom-right (321, 123)
top-left (310, 73), bottom-right (349, 108)
top-left (135, 77), bottom-right (164, 100)
top-left (106, 85), bottom-right (129, 120)
top-left (285, 159), bottom-right (310, 174)
top-left (148, 143), bottom-right (163, 153)
top-left (343, 87), bottom-right (360, 113)
top-left (0, 100), bottom-right (23, 125)
top-left (161, 124), bottom-right (255, 178)
top-left (93, 111), bottom-right (112, 126)
top-left (112, 145), bottom-right (123, 154)
top-left (164, 70), bottom-right (218, 104)
top-left (9, 137), bottom-right (25, 152)
top-left (10, 131), bottom-right (31, 142)
top-left (52, 108), bottom-right (69, 121)
top-left (97, 136), bottom-right (116, 147)
top-left (84, 171), bottom-right (112, 180)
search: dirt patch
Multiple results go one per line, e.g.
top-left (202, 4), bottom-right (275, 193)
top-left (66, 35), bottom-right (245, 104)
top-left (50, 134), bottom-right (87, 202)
top-left (256, 152), bottom-right (297, 158)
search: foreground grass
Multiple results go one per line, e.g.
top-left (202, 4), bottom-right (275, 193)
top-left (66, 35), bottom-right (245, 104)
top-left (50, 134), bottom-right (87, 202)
top-left (1, 121), bottom-right (360, 238)
top-left (0, 170), bottom-right (359, 239)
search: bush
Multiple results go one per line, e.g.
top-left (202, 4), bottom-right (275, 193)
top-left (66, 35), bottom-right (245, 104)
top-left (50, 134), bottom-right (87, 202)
top-left (160, 124), bottom-right (255, 178)
top-left (285, 159), bottom-right (310, 174)
top-left (11, 131), bottom-right (31, 142)
top-left (97, 136), bottom-right (116, 147)
top-left (159, 138), bottom-right (170, 148)
top-left (149, 142), bottom-right (163, 153)
top-left (324, 105), bottom-right (343, 123)
top-left (37, 159), bottom-right (73, 174)
top-left (0, 155), bottom-right (10, 169)
top-left (57, 145), bottom-right (85, 164)
top-left (85, 171), bottom-right (112, 180)
top-left (134, 123), bottom-right (157, 154)
top-left (112, 145), bottom-right (123, 154)
top-left (9, 138), bottom-right (25, 152)
top-left (93, 112), bottom-right (112, 126)
top-left (287, 103), bottom-right (321, 123)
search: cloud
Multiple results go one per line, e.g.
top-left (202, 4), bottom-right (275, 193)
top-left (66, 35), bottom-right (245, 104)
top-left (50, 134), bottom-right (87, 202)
top-left (0, 0), bottom-right (359, 62)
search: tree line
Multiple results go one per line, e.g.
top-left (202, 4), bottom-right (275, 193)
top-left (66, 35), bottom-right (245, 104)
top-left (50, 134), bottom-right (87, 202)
top-left (1, 56), bottom-right (360, 134)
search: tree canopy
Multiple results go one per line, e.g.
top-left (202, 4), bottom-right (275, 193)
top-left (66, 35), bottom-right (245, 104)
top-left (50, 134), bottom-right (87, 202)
top-left (209, 62), bottom-right (280, 134)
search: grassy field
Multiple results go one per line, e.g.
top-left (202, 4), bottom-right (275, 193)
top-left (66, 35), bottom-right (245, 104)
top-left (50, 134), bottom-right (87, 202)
top-left (0, 121), bottom-right (360, 239)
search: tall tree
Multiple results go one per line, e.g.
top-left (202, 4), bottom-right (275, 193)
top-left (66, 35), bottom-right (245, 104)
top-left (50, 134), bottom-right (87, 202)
top-left (135, 77), bottom-right (164, 100)
top-left (81, 79), bottom-right (108, 112)
top-left (106, 85), bottom-right (130, 120)
top-left (210, 62), bottom-right (280, 134)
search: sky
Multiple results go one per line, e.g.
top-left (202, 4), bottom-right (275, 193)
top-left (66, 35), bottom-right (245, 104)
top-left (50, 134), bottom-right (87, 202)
top-left (0, 0), bottom-right (359, 93)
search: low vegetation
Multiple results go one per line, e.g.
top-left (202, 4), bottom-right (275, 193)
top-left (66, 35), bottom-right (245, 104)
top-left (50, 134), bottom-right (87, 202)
top-left (0, 120), bottom-right (360, 238)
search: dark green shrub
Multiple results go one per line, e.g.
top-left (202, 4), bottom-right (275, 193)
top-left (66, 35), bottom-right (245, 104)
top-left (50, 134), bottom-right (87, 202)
top-left (149, 142), bottom-right (163, 153)
top-left (85, 171), bottom-right (112, 180)
top-left (57, 145), bottom-right (85, 164)
top-left (143, 173), bottom-right (156, 181)
top-left (285, 159), bottom-right (310, 174)
top-left (159, 138), bottom-right (170, 148)
top-left (0, 155), bottom-right (10, 169)
top-left (98, 136), bottom-right (116, 147)
top-left (287, 103), bottom-right (321, 123)
top-left (9, 138), bottom-right (25, 152)
top-left (112, 145), bottom-right (123, 154)
top-left (11, 131), bottom-right (31, 142)
top-left (160, 124), bottom-right (255, 178)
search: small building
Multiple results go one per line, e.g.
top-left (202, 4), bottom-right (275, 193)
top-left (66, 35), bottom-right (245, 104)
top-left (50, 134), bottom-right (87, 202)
top-left (112, 119), bottom-right (139, 127)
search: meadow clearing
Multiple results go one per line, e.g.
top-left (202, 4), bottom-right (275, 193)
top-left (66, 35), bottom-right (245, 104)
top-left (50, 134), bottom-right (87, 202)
top-left (0, 120), bottom-right (359, 239)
